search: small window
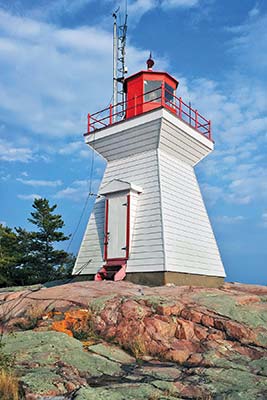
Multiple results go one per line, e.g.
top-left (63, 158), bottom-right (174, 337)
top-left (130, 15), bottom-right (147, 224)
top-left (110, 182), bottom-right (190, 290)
top-left (144, 80), bottom-right (162, 103)
top-left (165, 83), bottom-right (174, 105)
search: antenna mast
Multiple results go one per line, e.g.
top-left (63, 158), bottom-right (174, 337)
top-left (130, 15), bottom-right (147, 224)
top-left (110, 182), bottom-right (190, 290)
top-left (113, 12), bottom-right (118, 112)
top-left (113, 3), bottom-right (128, 119)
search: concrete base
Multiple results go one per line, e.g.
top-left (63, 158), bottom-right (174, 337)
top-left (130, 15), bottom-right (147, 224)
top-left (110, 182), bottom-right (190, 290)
top-left (125, 271), bottom-right (224, 288)
top-left (71, 271), bottom-right (224, 288)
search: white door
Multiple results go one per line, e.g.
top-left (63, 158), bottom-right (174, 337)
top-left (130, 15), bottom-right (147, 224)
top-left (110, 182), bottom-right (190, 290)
top-left (107, 194), bottom-right (127, 259)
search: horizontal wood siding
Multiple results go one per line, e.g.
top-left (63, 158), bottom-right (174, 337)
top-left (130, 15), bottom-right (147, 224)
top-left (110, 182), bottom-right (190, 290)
top-left (159, 118), bottom-right (212, 166)
top-left (159, 149), bottom-right (225, 277)
top-left (74, 149), bottom-right (165, 275)
top-left (92, 119), bottom-right (161, 161)
top-left (129, 192), bottom-right (139, 255)
top-left (73, 197), bottom-right (105, 275)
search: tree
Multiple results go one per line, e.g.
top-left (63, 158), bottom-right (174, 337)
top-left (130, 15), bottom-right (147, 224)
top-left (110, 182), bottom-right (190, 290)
top-left (0, 198), bottom-right (75, 287)
top-left (0, 224), bottom-right (21, 286)
top-left (26, 198), bottom-right (73, 283)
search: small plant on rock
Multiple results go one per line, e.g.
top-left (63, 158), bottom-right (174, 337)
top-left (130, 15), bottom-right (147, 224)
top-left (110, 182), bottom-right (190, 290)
top-left (0, 369), bottom-right (19, 400)
top-left (14, 305), bottom-right (43, 330)
top-left (0, 335), bottom-right (19, 400)
top-left (131, 335), bottom-right (147, 359)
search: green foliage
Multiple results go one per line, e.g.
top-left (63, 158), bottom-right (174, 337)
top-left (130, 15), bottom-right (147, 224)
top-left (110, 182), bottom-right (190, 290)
top-left (0, 198), bottom-right (75, 287)
top-left (0, 336), bottom-right (15, 371)
top-left (0, 225), bottom-right (22, 286)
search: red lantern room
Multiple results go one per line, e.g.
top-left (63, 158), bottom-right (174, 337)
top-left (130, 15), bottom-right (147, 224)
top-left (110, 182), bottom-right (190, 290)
top-left (124, 54), bottom-right (179, 119)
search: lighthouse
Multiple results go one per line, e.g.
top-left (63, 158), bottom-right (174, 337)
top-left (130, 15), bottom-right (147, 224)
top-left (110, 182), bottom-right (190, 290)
top-left (73, 57), bottom-right (226, 287)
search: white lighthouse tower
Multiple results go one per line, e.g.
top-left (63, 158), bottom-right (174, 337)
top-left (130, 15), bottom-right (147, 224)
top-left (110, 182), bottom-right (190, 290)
top-left (73, 57), bottom-right (226, 287)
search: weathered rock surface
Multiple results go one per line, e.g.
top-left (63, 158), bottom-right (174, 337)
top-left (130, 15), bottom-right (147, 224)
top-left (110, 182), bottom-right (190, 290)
top-left (1, 280), bottom-right (267, 399)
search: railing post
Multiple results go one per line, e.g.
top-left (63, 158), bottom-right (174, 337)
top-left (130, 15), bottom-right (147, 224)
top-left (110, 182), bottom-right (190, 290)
top-left (87, 113), bottom-right (91, 133)
top-left (109, 104), bottom-right (112, 125)
top-left (208, 120), bottom-right (211, 140)
top-left (195, 109), bottom-right (198, 130)
top-left (161, 83), bottom-right (165, 107)
top-left (134, 95), bottom-right (137, 116)
top-left (179, 97), bottom-right (182, 119)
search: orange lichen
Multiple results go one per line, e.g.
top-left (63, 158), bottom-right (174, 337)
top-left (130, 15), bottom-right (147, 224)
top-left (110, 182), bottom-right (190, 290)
top-left (51, 309), bottom-right (89, 338)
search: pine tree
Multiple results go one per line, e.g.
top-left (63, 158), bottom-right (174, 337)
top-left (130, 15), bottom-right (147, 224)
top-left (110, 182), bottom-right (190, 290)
top-left (0, 224), bottom-right (21, 286)
top-left (27, 198), bottom-right (72, 283)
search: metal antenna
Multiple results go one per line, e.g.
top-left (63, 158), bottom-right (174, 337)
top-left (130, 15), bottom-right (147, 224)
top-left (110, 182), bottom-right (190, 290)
top-left (117, 2), bottom-right (128, 111)
top-left (112, 2), bottom-right (128, 120)
top-left (113, 10), bottom-right (118, 120)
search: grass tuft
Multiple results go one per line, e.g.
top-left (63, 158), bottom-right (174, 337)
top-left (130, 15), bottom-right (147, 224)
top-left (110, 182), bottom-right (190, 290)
top-left (0, 369), bottom-right (19, 400)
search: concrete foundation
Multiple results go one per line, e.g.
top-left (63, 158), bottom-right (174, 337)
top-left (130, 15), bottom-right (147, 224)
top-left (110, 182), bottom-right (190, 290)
top-left (72, 271), bottom-right (224, 288)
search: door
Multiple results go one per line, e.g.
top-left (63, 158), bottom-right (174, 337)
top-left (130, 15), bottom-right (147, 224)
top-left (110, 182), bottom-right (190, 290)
top-left (105, 194), bottom-right (128, 260)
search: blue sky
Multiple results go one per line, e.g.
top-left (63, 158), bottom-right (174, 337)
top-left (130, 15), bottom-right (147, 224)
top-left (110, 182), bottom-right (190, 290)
top-left (0, 0), bottom-right (266, 284)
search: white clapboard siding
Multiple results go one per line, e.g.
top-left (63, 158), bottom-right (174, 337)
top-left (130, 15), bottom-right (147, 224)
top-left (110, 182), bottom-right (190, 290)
top-left (159, 112), bottom-right (213, 166)
top-left (73, 197), bottom-right (105, 275)
top-left (159, 149), bottom-right (225, 277)
top-left (74, 107), bottom-right (226, 279)
top-left (73, 149), bottom-right (165, 274)
top-left (129, 191), bottom-right (139, 255)
top-left (91, 119), bottom-right (161, 161)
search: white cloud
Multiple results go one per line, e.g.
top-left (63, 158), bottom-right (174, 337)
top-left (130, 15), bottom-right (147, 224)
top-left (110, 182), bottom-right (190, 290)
top-left (16, 178), bottom-right (63, 187)
top-left (54, 178), bottom-right (101, 201)
top-left (17, 193), bottom-right (41, 201)
top-left (127, 0), bottom-right (157, 22)
top-left (215, 215), bottom-right (246, 224)
top-left (161, 0), bottom-right (199, 9)
top-left (58, 140), bottom-right (91, 158)
top-left (54, 179), bottom-right (89, 202)
top-left (0, 8), bottom-right (161, 140)
top-left (248, 4), bottom-right (260, 18)
top-left (261, 212), bottom-right (267, 228)
top-left (227, 13), bottom-right (267, 75)
top-left (0, 173), bottom-right (11, 181)
top-left (0, 139), bottom-right (33, 162)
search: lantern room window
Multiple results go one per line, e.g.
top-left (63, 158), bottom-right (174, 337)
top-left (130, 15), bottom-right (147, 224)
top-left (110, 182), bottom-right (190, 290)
top-left (165, 83), bottom-right (174, 105)
top-left (144, 80), bottom-right (175, 106)
top-left (144, 80), bottom-right (162, 102)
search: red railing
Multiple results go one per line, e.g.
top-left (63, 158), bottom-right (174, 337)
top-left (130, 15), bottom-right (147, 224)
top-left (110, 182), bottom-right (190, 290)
top-left (85, 84), bottom-right (212, 141)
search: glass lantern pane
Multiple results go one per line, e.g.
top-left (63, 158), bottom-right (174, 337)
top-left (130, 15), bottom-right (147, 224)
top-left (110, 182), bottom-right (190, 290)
top-left (144, 80), bottom-right (162, 102)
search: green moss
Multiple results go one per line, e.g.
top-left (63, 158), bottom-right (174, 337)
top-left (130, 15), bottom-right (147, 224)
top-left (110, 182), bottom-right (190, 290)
top-left (256, 332), bottom-right (267, 347)
top-left (3, 331), bottom-right (122, 381)
top-left (139, 367), bottom-right (181, 381)
top-left (0, 284), bottom-right (43, 293)
top-left (250, 358), bottom-right (267, 376)
top-left (203, 349), bottom-right (252, 372)
top-left (89, 295), bottom-right (117, 313)
top-left (193, 293), bottom-right (267, 329)
top-left (133, 295), bottom-right (176, 311)
top-left (151, 380), bottom-right (179, 394)
top-left (20, 368), bottom-right (60, 394)
top-left (88, 343), bottom-right (135, 364)
top-left (204, 367), bottom-right (267, 398)
top-left (75, 383), bottom-right (170, 400)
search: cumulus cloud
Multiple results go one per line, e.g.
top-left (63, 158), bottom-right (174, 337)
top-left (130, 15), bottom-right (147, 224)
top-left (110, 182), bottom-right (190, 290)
top-left (54, 179), bottom-right (89, 202)
top-left (248, 4), bottom-right (260, 18)
top-left (161, 0), bottom-right (199, 9)
top-left (17, 193), bottom-right (41, 201)
top-left (261, 212), bottom-right (267, 228)
top-left (16, 178), bottom-right (63, 187)
top-left (58, 140), bottom-right (92, 158)
top-left (0, 139), bottom-right (33, 162)
top-left (54, 178), bottom-right (101, 201)
top-left (0, 8), bottom-right (161, 140)
top-left (226, 12), bottom-right (267, 75)
top-left (215, 215), bottom-right (246, 224)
